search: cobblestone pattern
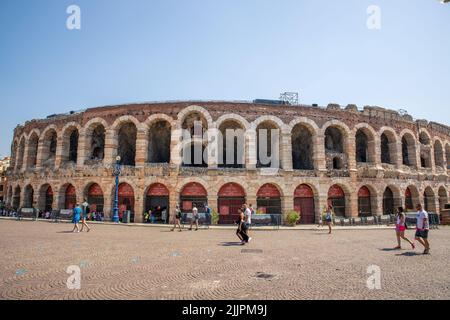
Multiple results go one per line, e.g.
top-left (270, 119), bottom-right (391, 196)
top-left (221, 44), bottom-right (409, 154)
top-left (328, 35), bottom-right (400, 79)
top-left (0, 220), bottom-right (449, 300)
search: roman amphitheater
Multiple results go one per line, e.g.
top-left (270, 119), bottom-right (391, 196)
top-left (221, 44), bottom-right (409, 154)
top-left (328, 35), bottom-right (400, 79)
top-left (4, 101), bottom-right (450, 224)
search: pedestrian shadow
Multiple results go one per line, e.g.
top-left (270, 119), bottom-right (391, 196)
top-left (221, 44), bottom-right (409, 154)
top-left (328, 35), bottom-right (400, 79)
top-left (57, 231), bottom-right (76, 234)
top-left (395, 252), bottom-right (421, 257)
top-left (380, 248), bottom-right (401, 252)
top-left (219, 242), bottom-right (244, 247)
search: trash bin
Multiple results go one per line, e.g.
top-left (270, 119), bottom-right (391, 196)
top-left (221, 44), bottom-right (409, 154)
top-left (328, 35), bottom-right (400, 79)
top-left (122, 210), bottom-right (131, 224)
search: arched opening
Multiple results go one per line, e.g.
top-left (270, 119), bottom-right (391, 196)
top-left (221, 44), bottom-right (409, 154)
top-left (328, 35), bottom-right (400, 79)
top-left (292, 124), bottom-right (314, 170)
top-left (86, 123), bottom-right (105, 163)
top-left (86, 183), bottom-right (104, 215)
top-left (423, 187), bottom-right (436, 213)
top-left (62, 127), bottom-right (79, 165)
top-left (405, 187), bottom-right (414, 211)
top-left (294, 184), bottom-right (315, 224)
top-left (145, 183), bottom-right (170, 224)
top-left (180, 182), bottom-right (208, 214)
top-left (12, 186), bottom-right (21, 209)
top-left (358, 186), bottom-right (372, 217)
top-left (434, 141), bottom-right (444, 169)
top-left (438, 187), bottom-right (448, 214)
top-left (328, 185), bottom-right (345, 217)
top-left (16, 138), bottom-right (25, 170)
top-left (218, 120), bottom-right (245, 168)
top-left (380, 132), bottom-right (397, 165)
top-left (26, 133), bottom-right (39, 169)
top-left (325, 126), bottom-right (347, 170)
top-left (118, 122), bottom-right (137, 166)
top-left (446, 144), bottom-right (450, 170)
top-left (117, 183), bottom-right (135, 222)
top-left (61, 184), bottom-right (77, 209)
top-left (38, 185), bottom-right (53, 212)
top-left (181, 112), bottom-right (208, 167)
top-left (332, 157), bottom-right (343, 170)
top-left (24, 185), bottom-right (34, 208)
top-left (257, 184), bottom-right (281, 214)
top-left (383, 187), bottom-right (395, 215)
top-left (7, 186), bottom-right (13, 207)
top-left (256, 121), bottom-right (281, 168)
top-left (401, 134), bottom-right (416, 167)
top-left (218, 183), bottom-right (246, 224)
top-left (148, 121), bottom-right (171, 164)
top-left (42, 130), bottom-right (57, 168)
top-left (355, 129), bottom-right (369, 163)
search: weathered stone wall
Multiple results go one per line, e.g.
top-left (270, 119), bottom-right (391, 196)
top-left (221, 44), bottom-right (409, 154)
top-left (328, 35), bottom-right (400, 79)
top-left (5, 102), bottom-right (450, 223)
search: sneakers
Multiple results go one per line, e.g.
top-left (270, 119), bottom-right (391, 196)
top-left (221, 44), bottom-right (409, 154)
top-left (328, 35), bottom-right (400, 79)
top-left (248, 237), bottom-right (252, 243)
top-left (423, 249), bottom-right (430, 255)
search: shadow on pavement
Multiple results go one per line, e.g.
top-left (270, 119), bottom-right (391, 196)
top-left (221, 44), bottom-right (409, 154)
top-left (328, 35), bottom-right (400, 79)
top-left (395, 252), bottom-right (421, 257)
top-left (380, 248), bottom-right (402, 251)
top-left (220, 242), bottom-right (244, 247)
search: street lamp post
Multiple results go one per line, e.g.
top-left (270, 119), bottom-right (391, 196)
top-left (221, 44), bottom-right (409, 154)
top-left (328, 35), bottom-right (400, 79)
top-left (112, 156), bottom-right (122, 223)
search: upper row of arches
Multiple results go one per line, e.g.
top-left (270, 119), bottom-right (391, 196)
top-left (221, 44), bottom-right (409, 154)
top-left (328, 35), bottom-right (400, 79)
top-left (10, 106), bottom-right (450, 171)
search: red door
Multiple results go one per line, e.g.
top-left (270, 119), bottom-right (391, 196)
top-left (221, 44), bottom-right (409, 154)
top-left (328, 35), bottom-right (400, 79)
top-left (218, 183), bottom-right (246, 224)
top-left (294, 184), bottom-right (315, 224)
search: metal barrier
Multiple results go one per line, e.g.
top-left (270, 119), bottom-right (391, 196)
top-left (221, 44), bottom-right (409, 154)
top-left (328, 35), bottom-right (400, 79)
top-left (251, 214), bottom-right (281, 230)
top-left (181, 213), bottom-right (211, 229)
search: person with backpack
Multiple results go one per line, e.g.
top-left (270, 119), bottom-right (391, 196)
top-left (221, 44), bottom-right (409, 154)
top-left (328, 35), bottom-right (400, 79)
top-left (394, 207), bottom-right (414, 250)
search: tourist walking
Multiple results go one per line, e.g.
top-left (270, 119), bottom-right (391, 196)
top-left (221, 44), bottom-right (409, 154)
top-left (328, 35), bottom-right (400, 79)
top-left (236, 209), bottom-right (250, 245)
top-left (80, 201), bottom-right (91, 232)
top-left (171, 204), bottom-right (182, 232)
top-left (394, 207), bottom-right (414, 250)
top-left (415, 204), bottom-right (431, 254)
top-left (71, 203), bottom-right (82, 233)
top-left (243, 204), bottom-right (252, 232)
top-left (324, 205), bottom-right (334, 234)
top-left (189, 203), bottom-right (199, 231)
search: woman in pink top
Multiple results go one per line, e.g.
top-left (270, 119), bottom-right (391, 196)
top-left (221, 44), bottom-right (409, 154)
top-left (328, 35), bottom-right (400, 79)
top-left (394, 207), bottom-right (415, 250)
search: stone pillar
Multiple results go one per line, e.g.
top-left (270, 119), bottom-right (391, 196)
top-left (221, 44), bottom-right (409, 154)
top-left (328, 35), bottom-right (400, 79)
top-left (55, 137), bottom-right (64, 169)
top-left (135, 129), bottom-right (147, 167)
top-left (134, 188), bottom-right (144, 223)
top-left (282, 195), bottom-right (294, 221)
top-left (372, 136), bottom-right (381, 168)
top-left (22, 143), bottom-right (29, 172)
top-left (170, 128), bottom-right (182, 166)
top-left (430, 145), bottom-right (436, 175)
top-left (207, 128), bottom-right (218, 169)
top-left (316, 193), bottom-right (328, 223)
top-left (247, 128), bottom-right (257, 170)
top-left (348, 192), bottom-right (359, 218)
top-left (208, 195), bottom-right (218, 214)
top-left (104, 129), bottom-right (117, 166)
top-left (395, 141), bottom-right (403, 169)
top-left (281, 131), bottom-right (293, 171)
top-left (169, 191), bottom-right (180, 223)
top-left (35, 139), bottom-right (44, 170)
top-left (314, 133), bottom-right (326, 172)
top-left (103, 191), bottom-right (112, 221)
top-left (77, 130), bottom-right (87, 168)
top-left (347, 135), bottom-right (356, 172)
top-left (373, 192), bottom-right (382, 216)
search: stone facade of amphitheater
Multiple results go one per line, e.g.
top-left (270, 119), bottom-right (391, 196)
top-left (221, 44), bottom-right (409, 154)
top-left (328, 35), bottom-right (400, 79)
top-left (4, 101), bottom-right (450, 224)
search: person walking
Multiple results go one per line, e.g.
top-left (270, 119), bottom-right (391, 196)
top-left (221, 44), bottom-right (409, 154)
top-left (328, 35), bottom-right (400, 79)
top-left (394, 207), bottom-right (414, 250)
top-left (415, 204), bottom-right (430, 254)
top-left (71, 204), bottom-right (82, 233)
top-left (171, 204), bottom-right (182, 232)
top-left (189, 203), bottom-right (199, 231)
top-left (324, 205), bottom-right (334, 234)
top-left (80, 201), bottom-right (91, 232)
top-left (243, 204), bottom-right (252, 232)
top-left (236, 209), bottom-right (250, 245)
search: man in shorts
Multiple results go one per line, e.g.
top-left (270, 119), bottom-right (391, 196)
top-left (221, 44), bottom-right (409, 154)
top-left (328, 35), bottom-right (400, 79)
top-left (415, 204), bottom-right (430, 255)
top-left (189, 203), bottom-right (199, 231)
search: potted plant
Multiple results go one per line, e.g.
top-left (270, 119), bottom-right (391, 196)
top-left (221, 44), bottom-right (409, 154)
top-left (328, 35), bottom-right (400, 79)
top-left (286, 211), bottom-right (300, 226)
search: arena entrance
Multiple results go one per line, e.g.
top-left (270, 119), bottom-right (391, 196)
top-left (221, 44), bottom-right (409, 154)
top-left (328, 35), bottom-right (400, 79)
top-left (180, 182), bottom-right (207, 214)
top-left (145, 183), bottom-right (170, 224)
top-left (87, 183), bottom-right (104, 213)
top-left (217, 183), bottom-right (246, 225)
top-left (357, 186), bottom-right (372, 217)
top-left (294, 184), bottom-right (315, 224)
top-left (118, 183), bottom-right (135, 222)
top-left (257, 184), bottom-right (282, 215)
top-left (328, 185), bottom-right (345, 217)
top-left (64, 185), bottom-right (76, 209)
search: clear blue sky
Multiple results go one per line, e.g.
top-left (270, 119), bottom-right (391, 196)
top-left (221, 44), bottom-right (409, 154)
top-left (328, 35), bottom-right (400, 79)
top-left (1, 0), bottom-right (449, 157)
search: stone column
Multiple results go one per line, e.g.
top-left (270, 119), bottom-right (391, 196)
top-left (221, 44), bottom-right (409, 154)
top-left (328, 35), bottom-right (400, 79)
top-left (348, 192), bottom-right (359, 218)
top-left (281, 131), bottom-right (293, 171)
top-left (282, 195), bottom-right (294, 222)
top-left (77, 129), bottom-right (87, 168)
top-left (314, 133), bottom-right (326, 172)
top-left (22, 143), bottom-right (29, 172)
top-left (35, 139), bottom-right (44, 170)
top-left (169, 190), bottom-right (180, 223)
top-left (316, 193), bottom-right (328, 223)
top-left (207, 128), bottom-right (218, 169)
top-left (170, 128), bottom-right (182, 166)
top-left (104, 129), bottom-right (117, 166)
top-left (55, 137), bottom-right (64, 169)
top-left (135, 129), bottom-right (147, 167)
top-left (395, 141), bottom-right (403, 169)
top-left (134, 188), bottom-right (144, 223)
top-left (247, 128), bottom-right (257, 170)
top-left (103, 190), bottom-right (112, 221)
top-left (372, 136), bottom-right (381, 168)
top-left (347, 135), bottom-right (357, 173)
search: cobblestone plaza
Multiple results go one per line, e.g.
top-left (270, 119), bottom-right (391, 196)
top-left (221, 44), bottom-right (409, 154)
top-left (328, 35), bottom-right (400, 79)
top-left (1, 220), bottom-right (449, 300)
